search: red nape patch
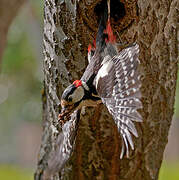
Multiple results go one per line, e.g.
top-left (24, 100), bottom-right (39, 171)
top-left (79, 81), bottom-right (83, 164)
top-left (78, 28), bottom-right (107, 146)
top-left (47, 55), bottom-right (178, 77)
top-left (73, 80), bottom-right (82, 87)
top-left (104, 19), bottom-right (116, 43)
top-left (88, 44), bottom-right (92, 53)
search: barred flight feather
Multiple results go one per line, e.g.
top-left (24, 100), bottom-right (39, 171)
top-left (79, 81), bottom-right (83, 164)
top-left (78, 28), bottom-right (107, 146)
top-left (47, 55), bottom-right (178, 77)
top-left (44, 110), bottom-right (80, 177)
top-left (96, 43), bottom-right (142, 159)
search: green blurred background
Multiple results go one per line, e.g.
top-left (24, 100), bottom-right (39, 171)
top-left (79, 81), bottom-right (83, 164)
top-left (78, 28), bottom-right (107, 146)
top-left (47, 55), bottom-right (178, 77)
top-left (0, 1), bottom-right (178, 179)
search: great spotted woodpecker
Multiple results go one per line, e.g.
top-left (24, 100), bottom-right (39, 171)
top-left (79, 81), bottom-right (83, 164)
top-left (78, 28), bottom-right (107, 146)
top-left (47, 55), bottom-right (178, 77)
top-left (59, 3), bottom-right (142, 159)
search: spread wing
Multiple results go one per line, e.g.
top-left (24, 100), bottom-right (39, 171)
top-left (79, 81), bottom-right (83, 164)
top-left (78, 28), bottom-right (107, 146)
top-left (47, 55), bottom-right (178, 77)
top-left (95, 43), bottom-right (142, 158)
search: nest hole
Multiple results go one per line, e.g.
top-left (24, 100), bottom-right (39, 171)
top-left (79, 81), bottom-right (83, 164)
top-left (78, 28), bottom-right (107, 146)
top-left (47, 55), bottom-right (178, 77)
top-left (94, 0), bottom-right (126, 23)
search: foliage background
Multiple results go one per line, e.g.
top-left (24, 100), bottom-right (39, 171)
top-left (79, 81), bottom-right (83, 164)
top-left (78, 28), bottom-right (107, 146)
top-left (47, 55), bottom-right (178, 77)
top-left (0, 1), bottom-right (178, 179)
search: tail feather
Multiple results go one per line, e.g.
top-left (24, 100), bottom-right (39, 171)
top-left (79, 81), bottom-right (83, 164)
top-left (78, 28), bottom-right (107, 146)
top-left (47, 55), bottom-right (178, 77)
top-left (96, 2), bottom-right (108, 50)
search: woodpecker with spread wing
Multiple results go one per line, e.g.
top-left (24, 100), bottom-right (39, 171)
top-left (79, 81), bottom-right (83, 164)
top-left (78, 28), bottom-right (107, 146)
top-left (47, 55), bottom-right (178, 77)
top-left (59, 1), bottom-right (142, 160)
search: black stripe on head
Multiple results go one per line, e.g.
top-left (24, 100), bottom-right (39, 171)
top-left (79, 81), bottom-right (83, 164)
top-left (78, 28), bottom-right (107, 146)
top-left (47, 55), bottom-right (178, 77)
top-left (62, 84), bottom-right (76, 101)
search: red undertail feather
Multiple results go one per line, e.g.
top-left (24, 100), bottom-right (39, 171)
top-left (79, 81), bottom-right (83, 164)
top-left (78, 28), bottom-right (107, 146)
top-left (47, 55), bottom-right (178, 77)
top-left (73, 80), bottom-right (82, 87)
top-left (104, 19), bottom-right (116, 43)
top-left (88, 44), bottom-right (92, 53)
top-left (88, 40), bottom-right (96, 53)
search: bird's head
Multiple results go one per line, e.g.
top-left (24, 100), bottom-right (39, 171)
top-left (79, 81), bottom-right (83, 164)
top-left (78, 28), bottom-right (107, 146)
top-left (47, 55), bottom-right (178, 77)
top-left (60, 80), bottom-right (85, 117)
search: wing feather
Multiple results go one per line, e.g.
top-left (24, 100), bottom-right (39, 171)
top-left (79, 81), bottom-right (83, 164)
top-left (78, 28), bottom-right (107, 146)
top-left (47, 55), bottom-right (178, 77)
top-left (44, 110), bottom-right (80, 177)
top-left (95, 43), bottom-right (142, 158)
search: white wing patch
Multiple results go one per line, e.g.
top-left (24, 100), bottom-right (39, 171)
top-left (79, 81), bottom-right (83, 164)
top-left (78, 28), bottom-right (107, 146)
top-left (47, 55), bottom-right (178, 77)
top-left (95, 56), bottom-right (114, 89)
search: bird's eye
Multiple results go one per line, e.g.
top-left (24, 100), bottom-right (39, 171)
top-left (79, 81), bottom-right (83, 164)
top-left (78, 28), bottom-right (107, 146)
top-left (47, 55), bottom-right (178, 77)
top-left (68, 96), bottom-right (72, 102)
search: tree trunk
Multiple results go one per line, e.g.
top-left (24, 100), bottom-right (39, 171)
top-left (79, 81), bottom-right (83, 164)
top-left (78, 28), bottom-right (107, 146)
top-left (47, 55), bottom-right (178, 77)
top-left (0, 0), bottom-right (26, 66)
top-left (35, 0), bottom-right (179, 179)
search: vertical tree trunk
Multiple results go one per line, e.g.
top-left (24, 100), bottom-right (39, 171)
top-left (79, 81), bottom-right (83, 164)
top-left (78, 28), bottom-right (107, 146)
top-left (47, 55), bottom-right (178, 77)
top-left (35, 0), bottom-right (179, 179)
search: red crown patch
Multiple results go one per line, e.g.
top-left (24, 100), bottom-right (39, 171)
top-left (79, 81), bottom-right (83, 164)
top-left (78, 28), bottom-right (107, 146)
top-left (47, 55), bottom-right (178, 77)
top-left (73, 80), bottom-right (82, 87)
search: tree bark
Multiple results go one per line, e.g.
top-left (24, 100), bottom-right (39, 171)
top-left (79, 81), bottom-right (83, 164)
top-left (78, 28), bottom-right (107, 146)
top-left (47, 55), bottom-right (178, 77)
top-left (35, 0), bottom-right (179, 179)
top-left (0, 0), bottom-right (26, 66)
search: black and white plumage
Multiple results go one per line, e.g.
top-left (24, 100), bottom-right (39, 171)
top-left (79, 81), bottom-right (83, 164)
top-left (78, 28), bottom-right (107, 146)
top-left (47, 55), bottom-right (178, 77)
top-left (57, 1), bottom-right (142, 173)
top-left (93, 43), bottom-right (142, 158)
top-left (80, 41), bottom-right (142, 159)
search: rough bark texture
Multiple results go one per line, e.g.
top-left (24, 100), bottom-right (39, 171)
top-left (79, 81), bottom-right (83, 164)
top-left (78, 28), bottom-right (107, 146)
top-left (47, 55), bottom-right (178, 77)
top-left (35, 0), bottom-right (179, 179)
top-left (0, 0), bottom-right (26, 66)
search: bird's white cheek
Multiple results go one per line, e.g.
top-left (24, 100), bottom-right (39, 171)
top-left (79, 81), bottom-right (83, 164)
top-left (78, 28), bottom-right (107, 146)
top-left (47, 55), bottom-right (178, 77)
top-left (72, 86), bottom-right (84, 103)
